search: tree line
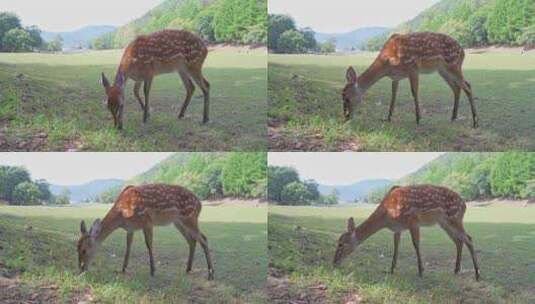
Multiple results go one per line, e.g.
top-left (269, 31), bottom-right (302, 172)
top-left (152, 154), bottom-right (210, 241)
top-left (364, 0), bottom-right (535, 50)
top-left (98, 153), bottom-right (267, 203)
top-left (268, 14), bottom-right (335, 54)
top-left (93, 0), bottom-right (267, 50)
top-left (268, 166), bottom-right (339, 206)
top-left (0, 166), bottom-right (69, 205)
top-left (0, 12), bottom-right (62, 53)
top-left (367, 152), bottom-right (535, 204)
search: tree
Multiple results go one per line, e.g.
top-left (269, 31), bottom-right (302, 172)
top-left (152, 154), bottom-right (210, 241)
top-left (268, 14), bottom-right (295, 50)
top-left (303, 179), bottom-right (320, 202)
top-left (47, 35), bottom-right (63, 52)
top-left (0, 166), bottom-right (31, 202)
top-left (0, 12), bottom-right (21, 50)
top-left (34, 179), bottom-right (52, 202)
top-left (268, 166), bottom-right (299, 202)
top-left (277, 30), bottom-right (307, 54)
top-left (301, 27), bottom-right (316, 50)
top-left (54, 189), bottom-right (71, 205)
top-left (319, 39), bottom-right (336, 54)
top-left (12, 182), bottom-right (41, 205)
top-left (25, 25), bottom-right (43, 49)
top-left (2, 28), bottom-right (33, 52)
top-left (280, 181), bottom-right (311, 205)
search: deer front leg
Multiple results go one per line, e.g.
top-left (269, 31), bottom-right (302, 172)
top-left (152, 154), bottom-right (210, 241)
top-left (390, 232), bottom-right (401, 274)
top-left (133, 81), bottom-right (146, 111)
top-left (143, 226), bottom-right (155, 276)
top-left (143, 78), bottom-right (153, 123)
top-left (409, 226), bottom-right (423, 277)
top-left (122, 231), bottom-right (134, 273)
top-left (387, 80), bottom-right (399, 122)
top-left (408, 73), bottom-right (421, 125)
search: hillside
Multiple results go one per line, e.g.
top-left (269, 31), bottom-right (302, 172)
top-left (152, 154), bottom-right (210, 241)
top-left (95, 0), bottom-right (267, 49)
top-left (367, 152), bottom-right (535, 203)
top-left (42, 25), bottom-right (116, 49)
top-left (99, 152), bottom-right (267, 203)
top-left (50, 179), bottom-right (124, 203)
top-left (318, 179), bottom-right (392, 202)
top-left (365, 0), bottom-right (535, 49)
top-left (315, 27), bottom-right (389, 51)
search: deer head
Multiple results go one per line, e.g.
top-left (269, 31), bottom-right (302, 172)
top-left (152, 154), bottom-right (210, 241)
top-left (333, 217), bottom-right (360, 266)
top-left (342, 67), bottom-right (364, 121)
top-left (101, 73), bottom-right (126, 130)
top-left (77, 219), bottom-right (102, 273)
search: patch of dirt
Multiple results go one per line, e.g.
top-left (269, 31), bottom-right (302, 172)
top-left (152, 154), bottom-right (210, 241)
top-left (0, 276), bottom-right (59, 304)
top-left (202, 198), bottom-right (266, 207)
top-left (0, 131), bottom-right (48, 151)
top-left (267, 268), bottom-right (362, 304)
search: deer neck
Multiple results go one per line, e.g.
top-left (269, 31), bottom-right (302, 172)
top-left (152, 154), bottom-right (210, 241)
top-left (354, 208), bottom-right (387, 243)
top-left (95, 209), bottom-right (123, 245)
top-left (357, 59), bottom-right (387, 92)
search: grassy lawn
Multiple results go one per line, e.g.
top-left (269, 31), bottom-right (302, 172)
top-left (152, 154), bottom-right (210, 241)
top-left (0, 203), bottom-right (267, 303)
top-left (268, 52), bottom-right (535, 151)
top-left (268, 205), bottom-right (535, 303)
top-left (0, 48), bottom-right (266, 151)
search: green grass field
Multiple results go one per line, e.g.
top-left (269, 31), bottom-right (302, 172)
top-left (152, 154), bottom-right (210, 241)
top-left (0, 203), bottom-right (267, 303)
top-left (269, 205), bottom-right (535, 303)
top-left (268, 52), bottom-right (535, 151)
top-left (0, 48), bottom-right (266, 151)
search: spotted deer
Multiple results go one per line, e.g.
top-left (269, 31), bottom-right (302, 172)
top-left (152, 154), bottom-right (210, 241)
top-left (333, 185), bottom-right (480, 280)
top-left (342, 32), bottom-right (478, 128)
top-left (77, 184), bottom-right (214, 280)
top-left (101, 29), bottom-right (210, 130)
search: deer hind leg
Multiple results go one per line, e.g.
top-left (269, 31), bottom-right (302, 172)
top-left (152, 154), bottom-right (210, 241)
top-left (409, 226), bottom-right (424, 277)
top-left (177, 71), bottom-right (195, 119)
top-left (174, 221), bottom-right (197, 273)
top-left (390, 232), bottom-right (401, 274)
top-left (438, 221), bottom-right (464, 274)
top-left (122, 231), bottom-right (134, 273)
top-left (143, 226), bottom-right (156, 276)
top-left (143, 77), bottom-right (153, 123)
top-left (445, 66), bottom-right (478, 128)
top-left (387, 80), bottom-right (399, 122)
top-left (452, 221), bottom-right (480, 281)
top-left (438, 71), bottom-right (461, 121)
top-left (188, 67), bottom-right (210, 124)
top-left (133, 81), bottom-right (146, 111)
top-left (408, 73), bottom-right (421, 125)
top-left (182, 217), bottom-right (214, 280)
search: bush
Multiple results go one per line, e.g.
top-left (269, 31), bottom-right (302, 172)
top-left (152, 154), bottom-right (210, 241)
top-left (12, 182), bottom-right (41, 205)
top-left (280, 181), bottom-right (311, 205)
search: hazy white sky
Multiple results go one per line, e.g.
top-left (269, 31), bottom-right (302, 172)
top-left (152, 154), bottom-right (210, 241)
top-left (269, 0), bottom-right (440, 33)
top-left (269, 153), bottom-right (444, 185)
top-left (0, 153), bottom-right (172, 185)
top-left (0, 0), bottom-right (163, 32)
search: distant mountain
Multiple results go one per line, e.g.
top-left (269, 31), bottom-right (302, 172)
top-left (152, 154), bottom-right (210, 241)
top-left (315, 27), bottom-right (389, 51)
top-left (318, 179), bottom-right (392, 202)
top-left (41, 25), bottom-right (117, 49)
top-left (50, 179), bottom-right (124, 203)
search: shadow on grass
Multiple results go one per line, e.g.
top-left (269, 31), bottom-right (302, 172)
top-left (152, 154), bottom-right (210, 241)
top-left (268, 213), bottom-right (535, 303)
top-left (0, 213), bottom-right (267, 302)
top-left (0, 62), bottom-right (267, 151)
top-left (268, 63), bottom-right (535, 151)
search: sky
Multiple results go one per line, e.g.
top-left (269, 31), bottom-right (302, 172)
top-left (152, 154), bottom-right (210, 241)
top-left (0, 0), bottom-right (163, 32)
top-left (0, 153), bottom-right (173, 185)
top-left (268, 152), bottom-right (444, 185)
top-left (268, 0), bottom-right (440, 33)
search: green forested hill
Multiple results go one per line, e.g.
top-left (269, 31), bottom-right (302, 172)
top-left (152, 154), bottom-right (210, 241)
top-left (366, 0), bottom-right (535, 49)
top-left (368, 153), bottom-right (535, 203)
top-left (99, 153), bottom-right (267, 203)
top-left (93, 0), bottom-right (267, 49)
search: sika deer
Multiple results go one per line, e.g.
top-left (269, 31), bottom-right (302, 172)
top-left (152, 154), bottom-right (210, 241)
top-left (333, 185), bottom-right (480, 280)
top-left (101, 30), bottom-right (210, 130)
top-left (342, 32), bottom-right (478, 128)
top-left (77, 184), bottom-right (214, 280)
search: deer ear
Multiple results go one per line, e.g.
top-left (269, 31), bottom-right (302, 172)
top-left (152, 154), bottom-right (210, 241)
top-left (80, 220), bottom-right (87, 234)
top-left (346, 67), bottom-right (357, 84)
top-left (101, 73), bottom-right (110, 89)
top-left (115, 72), bottom-right (125, 88)
top-left (347, 217), bottom-right (355, 232)
top-left (89, 219), bottom-right (102, 240)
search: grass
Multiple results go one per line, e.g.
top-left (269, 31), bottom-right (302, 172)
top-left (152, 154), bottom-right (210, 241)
top-left (268, 51), bottom-right (535, 151)
top-left (269, 204), bottom-right (535, 303)
top-left (0, 203), bottom-right (267, 303)
top-left (0, 48), bottom-right (266, 151)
